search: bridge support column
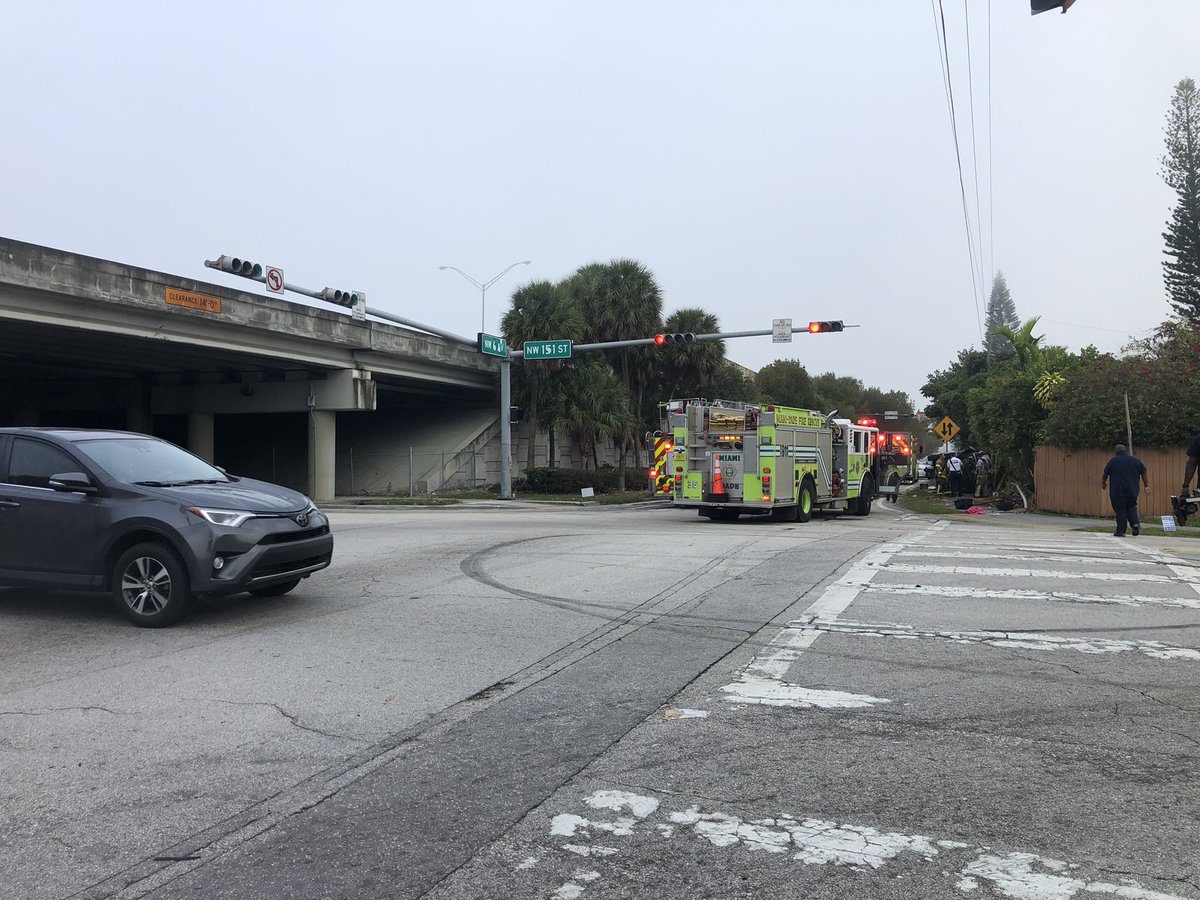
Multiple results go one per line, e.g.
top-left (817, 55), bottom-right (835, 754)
top-left (308, 410), bottom-right (336, 503)
top-left (188, 413), bottom-right (215, 462)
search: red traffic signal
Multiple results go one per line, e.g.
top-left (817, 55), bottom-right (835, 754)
top-left (654, 332), bottom-right (696, 345)
top-left (808, 321), bottom-right (844, 333)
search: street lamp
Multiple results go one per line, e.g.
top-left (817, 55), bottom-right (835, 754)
top-left (439, 260), bottom-right (531, 333)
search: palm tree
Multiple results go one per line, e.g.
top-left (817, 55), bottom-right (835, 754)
top-left (501, 281), bottom-right (584, 472)
top-left (989, 316), bottom-right (1045, 372)
top-left (572, 259), bottom-right (664, 475)
top-left (553, 358), bottom-right (637, 471)
top-left (658, 307), bottom-right (724, 402)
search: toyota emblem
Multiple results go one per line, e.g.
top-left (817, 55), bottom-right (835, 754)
top-left (295, 513), bottom-right (309, 527)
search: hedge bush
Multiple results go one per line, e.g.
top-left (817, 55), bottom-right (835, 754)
top-left (519, 466), bottom-right (621, 494)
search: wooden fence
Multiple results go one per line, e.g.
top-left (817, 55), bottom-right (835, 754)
top-left (1033, 446), bottom-right (1189, 519)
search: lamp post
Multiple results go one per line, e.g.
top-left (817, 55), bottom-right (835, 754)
top-left (438, 260), bottom-right (531, 333)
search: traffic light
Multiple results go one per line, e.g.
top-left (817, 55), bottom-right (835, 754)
top-left (807, 321), bottom-right (844, 333)
top-left (210, 255), bottom-right (263, 278)
top-left (653, 332), bottom-right (696, 345)
top-left (320, 288), bottom-right (361, 309)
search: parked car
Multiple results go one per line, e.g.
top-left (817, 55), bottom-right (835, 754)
top-left (0, 428), bottom-right (333, 627)
top-left (917, 456), bottom-right (936, 480)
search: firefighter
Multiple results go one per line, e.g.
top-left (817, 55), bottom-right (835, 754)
top-left (1181, 432), bottom-right (1200, 500)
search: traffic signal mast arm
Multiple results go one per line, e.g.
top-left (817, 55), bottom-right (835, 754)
top-left (205, 256), bottom-right (338, 306)
top-left (507, 323), bottom-right (852, 358)
top-left (204, 254), bottom-right (478, 348)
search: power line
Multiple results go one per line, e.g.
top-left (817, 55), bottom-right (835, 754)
top-left (932, 0), bottom-right (986, 346)
top-left (987, 0), bottom-right (995, 286)
top-left (964, 0), bottom-right (987, 306)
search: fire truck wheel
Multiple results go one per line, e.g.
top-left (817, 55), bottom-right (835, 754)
top-left (855, 476), bottom-right (874, 516)
top-left (796, 480), bottom-right (815, 523)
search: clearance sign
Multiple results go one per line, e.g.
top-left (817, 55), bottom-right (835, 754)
top-left (165, 288), bottom-right (221, 314)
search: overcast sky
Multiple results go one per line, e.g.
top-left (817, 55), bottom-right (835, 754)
top-left (3, 1), bottom-right (1197, 408)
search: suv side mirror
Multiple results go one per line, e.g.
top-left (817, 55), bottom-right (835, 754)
top-left (49, 472), bottom-right (97, 494)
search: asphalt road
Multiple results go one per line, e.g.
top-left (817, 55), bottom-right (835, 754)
top-left (1, 500), bottom-right (1197, 900)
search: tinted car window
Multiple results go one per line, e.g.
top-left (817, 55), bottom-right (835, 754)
top-left (76, 437), bottom-right (228, 485)
top-left (9, 438), bottom-right (79, 488)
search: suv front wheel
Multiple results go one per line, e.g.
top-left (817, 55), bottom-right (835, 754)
top-left (113, 543), bottom-right (191, 628)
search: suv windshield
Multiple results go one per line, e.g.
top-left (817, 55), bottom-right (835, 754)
top-left (75, 437), bottom-right (228, 485)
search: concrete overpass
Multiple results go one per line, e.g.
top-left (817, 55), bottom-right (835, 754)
top-left (0, 238), bottom-right (503, 502)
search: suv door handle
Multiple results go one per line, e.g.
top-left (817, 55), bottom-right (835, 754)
top-left (0, 499), bottom-right (20, 509)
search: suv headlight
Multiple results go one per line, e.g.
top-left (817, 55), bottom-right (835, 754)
top-left (188, 507), bottom-right (255, 527)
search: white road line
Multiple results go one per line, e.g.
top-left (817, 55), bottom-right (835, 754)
top-left (907, 539), bottom-right (1130, 556)
top-left (548, 791), bottom-right (1193, 900)
top-left (897, 550), bottom-right (1159, 568)
top-left (879, 563), bottom-right (1183, 584)
top-left (862, 583), bottom-right (1200, 610)
top-left (799, 620), bottom-right (1200, 661)
top-left (719, 524), bottom-right (948, 707)
top-left (1122, 541), bottom-right (1200, 598)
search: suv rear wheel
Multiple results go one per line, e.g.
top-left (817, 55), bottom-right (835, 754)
top-left (113, 543), bottom-right (191, 628)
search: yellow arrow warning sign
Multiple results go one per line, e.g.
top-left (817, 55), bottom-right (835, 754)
top-left (935, 416), bottom-right (960, 442)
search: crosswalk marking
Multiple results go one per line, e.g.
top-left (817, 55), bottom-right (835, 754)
top-left (861, 582), bottom-right (1200, 610)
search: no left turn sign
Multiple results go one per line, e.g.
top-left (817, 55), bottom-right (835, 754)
top-left (265, 266), bottom-right (285, 295)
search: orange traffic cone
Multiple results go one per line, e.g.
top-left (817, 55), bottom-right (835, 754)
top-left (712, 455), bottom-right (725, 495)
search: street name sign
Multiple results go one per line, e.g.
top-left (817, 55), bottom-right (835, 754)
top-left (523, 340), bottom-right (572, 359)
top-left (772, 319), bottom-right (792, 343)
top-left (479, 333), bottom-right (508, 358)
top-left (935, 416), bottom-right (960, 442)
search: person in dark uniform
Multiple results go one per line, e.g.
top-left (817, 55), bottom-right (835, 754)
top-left (1181, 432), bottom-right (1200, 499)
top-left (1102, 444), bottom-right (1149, 536)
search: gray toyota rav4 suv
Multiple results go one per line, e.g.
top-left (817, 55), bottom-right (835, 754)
top-left (0, 428), bottom-right (333, 627)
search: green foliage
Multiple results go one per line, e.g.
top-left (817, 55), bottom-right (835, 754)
top-left (1043, 322), bottom-right (1200, 449)
top-left (806, 373), bottom-right (912, 421)
top-left (502, 280), bottom-right (586, 471)
top-left (1162, 77), bottom-right (1200, 321)
top-left (990, 316), bottom-right (1046, 372)
top-left (966, 364), bottom-right (1045, 486)
top-left (984, 272), bottom-right (1020, 358)
top-left (754, 360), bottom-right (822, 408)
top-left (708, 362), bottom-right (760, 403)
top-left (922, 348), bottom-right (989, 446)
top-left (652, 307), bottom-right (725, 404)
top-left (520, 466), bottom-right (620, 494)
top-left (543, 356), bottom-right (636, 470)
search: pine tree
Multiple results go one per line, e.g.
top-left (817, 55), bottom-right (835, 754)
top-left (983, 271), bottom-right (1020, 357)
top-left (1162, 77), bottom-right (1200, 322)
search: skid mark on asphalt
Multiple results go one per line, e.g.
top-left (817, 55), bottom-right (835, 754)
top-left (718, 524), bottom-right (949, 708)
top-left (800, 620), bottom-right (1200, 661)
top-left (538, 790), bottom-right (1192, 900)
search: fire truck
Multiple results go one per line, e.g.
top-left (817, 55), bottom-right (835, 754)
top-left (652, 399), bottom-right (880, 521)
top-left (856, 419), bottom-right (917, 503)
